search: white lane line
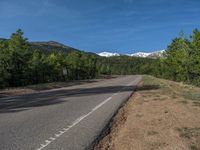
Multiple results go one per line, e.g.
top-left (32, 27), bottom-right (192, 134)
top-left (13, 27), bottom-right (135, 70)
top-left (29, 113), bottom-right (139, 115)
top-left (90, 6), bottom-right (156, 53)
top-left (36, 78), bottom-right (139, 150)
top-left (127, 81), bottom-right (135, 86)
top-left (92, 97), bottom-right (112, 111)
top-left (126, 78), bottom-right (139, 86)
top-left (49, 137), bottom-right (55, 141)
top-left (112, 93), bottom-right (119, 96)
top-left (36, 96), bottom-right (113, 150)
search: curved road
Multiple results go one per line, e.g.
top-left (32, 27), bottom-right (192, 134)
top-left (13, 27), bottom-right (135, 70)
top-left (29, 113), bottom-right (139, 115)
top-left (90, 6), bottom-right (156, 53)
top-left (0, 75), bottom-right (142, 150)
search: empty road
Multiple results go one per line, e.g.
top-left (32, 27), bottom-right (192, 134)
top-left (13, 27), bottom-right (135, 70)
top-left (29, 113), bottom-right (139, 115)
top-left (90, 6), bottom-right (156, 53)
top-left (0, 75), bottom-right (142, 150)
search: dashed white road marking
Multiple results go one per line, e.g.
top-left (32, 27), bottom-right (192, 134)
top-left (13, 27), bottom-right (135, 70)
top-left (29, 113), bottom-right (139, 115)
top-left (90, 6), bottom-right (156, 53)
top-left (36, 78), bottom-right (139, 150)
top-left (92, 97), bottom-right (112, 111)
top-left (49, 137), bottom-right (55, 141)
top-left (36, 96), bottom-right (114, 150)
top-left (127, 80), bottom-right (136, 86)
top-left (113, 93), bottom-right (118, 96)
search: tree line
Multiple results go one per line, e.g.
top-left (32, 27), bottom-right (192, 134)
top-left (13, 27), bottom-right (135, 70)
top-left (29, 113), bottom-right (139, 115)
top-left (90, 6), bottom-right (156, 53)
top-left (0, 29), bottom-right (97, 88)
top-left (156, 29), bottom-right (200, 86)
top-left (0, 29), bottom-right (200, 88)
top-left (97, 29), bottom-right (200, 86)
top-left (96, 56), bottom-right (157, 75)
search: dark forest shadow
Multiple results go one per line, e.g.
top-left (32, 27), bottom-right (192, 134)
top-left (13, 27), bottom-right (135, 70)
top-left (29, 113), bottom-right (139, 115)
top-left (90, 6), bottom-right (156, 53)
top-left (0, 85), bottom-right (135, 113)
top-left (0, 80), bottom-right (98, 98)
top-left (0, 76), bottom-right (119, 98)
top-left (0, 80), bottom-right (161, 114)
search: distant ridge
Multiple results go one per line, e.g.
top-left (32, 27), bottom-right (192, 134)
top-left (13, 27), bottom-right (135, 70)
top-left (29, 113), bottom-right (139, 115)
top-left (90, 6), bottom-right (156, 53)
top-left (30, 41), bottom-right (97, 56)
top-left (29, 40), bottom-right (81, 54)
top-left (1, 37), bottom-right (164, 58)
top-left (0, 38), bottom-right (98, 56)
top-left (97, 50), bottom-right (165, 58)
top-left (30, 41), bottom-right (71, 49)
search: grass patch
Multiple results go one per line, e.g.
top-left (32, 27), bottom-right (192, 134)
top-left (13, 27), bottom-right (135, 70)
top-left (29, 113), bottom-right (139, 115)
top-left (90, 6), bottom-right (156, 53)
top-left (164, 110), bottom-right (169, 113)
top-left (176, 127), bottom-right (200, 150)
top-left (153, 97), bottom-right (166, 101)
top-left (178, 100), bottom-right (188, 104)
top-left (135, 114), bottom-right (143, 118)
top-left (190, 145), bottom-right (198, 150)
top-left (143, 76), bottom-right (163, 88)
top-left (147, 131), bottom-right (159, 136)
top-left (171, 94), bottom-right (178, 99)
top-left (176, 127), bottom-right (200, 139)
top-left (183, 92), bottom-right (200, 101)
top-left (143, 75), bottom-right (200, 104)
top-left (140, 76), bottom-right (200, 150)
top-left (193, 101), bottom-right (200, 107)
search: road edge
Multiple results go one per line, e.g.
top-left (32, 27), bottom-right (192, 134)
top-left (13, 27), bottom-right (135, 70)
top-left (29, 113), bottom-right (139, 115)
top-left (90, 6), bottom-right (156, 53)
top-left (87, 78), bottom-right (143, 150)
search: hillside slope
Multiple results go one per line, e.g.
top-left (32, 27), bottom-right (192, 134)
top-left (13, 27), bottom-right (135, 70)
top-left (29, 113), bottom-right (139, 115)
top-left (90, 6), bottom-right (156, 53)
top-left (30, 41), bottom-right (80, 54)
top-left (0, 38), bottom-right (98, 56)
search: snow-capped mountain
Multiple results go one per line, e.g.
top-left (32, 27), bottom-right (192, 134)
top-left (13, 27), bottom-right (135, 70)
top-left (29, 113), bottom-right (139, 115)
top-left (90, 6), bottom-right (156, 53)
top-left (98, 50), bottom-right (165, 58)
top-left (98, 52), bottom-right (120, 57)
top-left (129, 52), bottom-right (151, 57)
top-left (130, 50), bottom-right (165, 58)
top-left (147, 50), bottom-right (165, 58)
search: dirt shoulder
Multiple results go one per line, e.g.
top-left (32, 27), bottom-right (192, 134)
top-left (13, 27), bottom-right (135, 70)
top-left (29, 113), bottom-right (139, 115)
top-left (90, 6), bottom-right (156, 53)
top-left (95, 76), bottom-right (200, 150)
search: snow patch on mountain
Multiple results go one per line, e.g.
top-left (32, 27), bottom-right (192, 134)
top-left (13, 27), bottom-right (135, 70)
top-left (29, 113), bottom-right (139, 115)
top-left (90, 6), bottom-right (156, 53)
top-left (129, 52), bottom-right (151, 57)
top-left (131, 50), bottom-right (165, 58)
top-left (98, 50), bottom-right (165, 58)
top-left (98, 52), bottom-right (120, 57)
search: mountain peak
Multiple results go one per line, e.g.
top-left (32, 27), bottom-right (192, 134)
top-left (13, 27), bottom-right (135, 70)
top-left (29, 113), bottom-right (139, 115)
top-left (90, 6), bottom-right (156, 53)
top-left (30, 41), bottom-right (70, 48)
top-left (98, 52), bottom-right (120, 57)
top-left (129, 52), bottom-right (151, 57)
top-left (98, 50), bottom-right (165, 58)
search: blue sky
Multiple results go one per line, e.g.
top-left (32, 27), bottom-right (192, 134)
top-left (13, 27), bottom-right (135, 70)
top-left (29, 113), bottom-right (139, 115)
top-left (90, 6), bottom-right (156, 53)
top-left (0, 0), bottom-right (200, 53)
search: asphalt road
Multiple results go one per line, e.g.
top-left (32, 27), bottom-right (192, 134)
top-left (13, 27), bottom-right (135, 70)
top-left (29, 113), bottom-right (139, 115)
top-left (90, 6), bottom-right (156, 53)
top-left (0, 75), bottom-right (142, 150)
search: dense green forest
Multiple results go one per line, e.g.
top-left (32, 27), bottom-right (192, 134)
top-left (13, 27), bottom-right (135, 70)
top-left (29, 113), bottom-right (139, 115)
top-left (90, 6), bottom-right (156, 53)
top-left (98, 29), bottom-right (200, 86)
top-left (0, 29), bottom-right (200, 88)
top-left (97, 56), bottom-right (157, 75)
top-left (0, 29), bottom-right (97, 88)
top-left (156, 29), bottom-right (200, 86)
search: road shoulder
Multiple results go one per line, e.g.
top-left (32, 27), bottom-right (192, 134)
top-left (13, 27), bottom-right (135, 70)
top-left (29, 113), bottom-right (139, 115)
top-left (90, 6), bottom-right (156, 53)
top-left (94, 76), bottom-right (200, 150)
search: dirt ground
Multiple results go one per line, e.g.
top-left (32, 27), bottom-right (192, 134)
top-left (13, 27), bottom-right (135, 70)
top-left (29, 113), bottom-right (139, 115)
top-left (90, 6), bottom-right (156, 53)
top-left (95, 76), bottom-right (200, 150)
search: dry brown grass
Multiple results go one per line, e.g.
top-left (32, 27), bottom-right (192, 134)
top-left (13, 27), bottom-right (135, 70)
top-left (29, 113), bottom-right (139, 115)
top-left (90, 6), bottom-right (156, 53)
top-left (95, 76), bottom-right (200, 150)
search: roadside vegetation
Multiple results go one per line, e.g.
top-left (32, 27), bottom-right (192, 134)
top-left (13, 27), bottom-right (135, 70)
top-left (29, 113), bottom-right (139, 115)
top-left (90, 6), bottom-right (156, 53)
top-left (95, 75), bottom-right (200, 150)
top-left (0, 28), bottom-right (200, 89)
top-left (0, 29), bottom-right (97, 88)
top-left (98, 29), bottom-right (200, 87)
